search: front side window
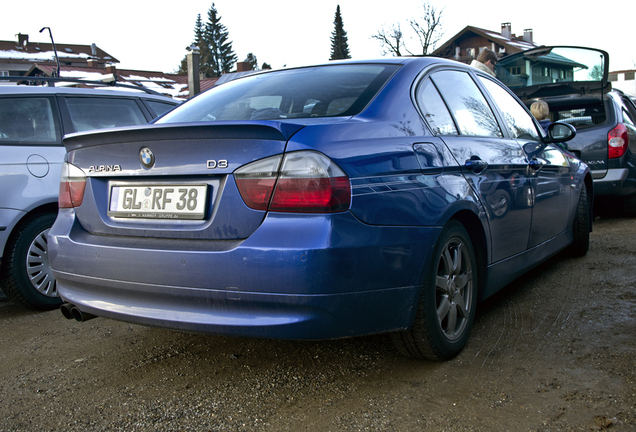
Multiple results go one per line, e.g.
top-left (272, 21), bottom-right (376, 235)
top-left (430, 70), bottom-right (502, 138)
top-left (0, 97), bottom-right (59, 144)
top-left (66, 97), bottom-right (148, 132)
top-left (157, 64), bottom-right (399, 123)
top-left (479, 77), bottom-right (540, 140)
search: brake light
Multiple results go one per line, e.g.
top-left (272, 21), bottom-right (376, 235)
top-left (58, 162), bottom-right (87, 208)
top-left (608, 123), bottom-right (628, 159)
top-left (235, 152), bottom-right (351, 213)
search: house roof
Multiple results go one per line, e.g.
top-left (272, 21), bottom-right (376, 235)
top-left (433, 25), bottom-right (539, 59)
top-left (0, 38), bottom-right (118, 64)
top-left (25, 64), bottom-right (218, 99)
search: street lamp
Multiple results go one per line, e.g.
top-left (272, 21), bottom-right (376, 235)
top-left (39, 27), bottom-right (61, 78)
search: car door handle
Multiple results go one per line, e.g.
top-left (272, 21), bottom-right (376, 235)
top-left (529, 158), bottom-right (545, 171)
top-left (465, 158), bottom-right (488, 173)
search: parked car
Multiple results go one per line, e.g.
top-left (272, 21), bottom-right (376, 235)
top-left (0, 79), bottom-right (179, 310)
top-left (496, 46), bottom-right (636, 215)
top-left (49, 58), bottom-right (591, 361)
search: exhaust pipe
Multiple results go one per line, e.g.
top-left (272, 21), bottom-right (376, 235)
top-left (60, 303), bottom-right (98, 322)
top-left (60, 303), bottom-right (74, 320)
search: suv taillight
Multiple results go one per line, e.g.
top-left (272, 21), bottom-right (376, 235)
top-left (58, 162), bottom-right (87, 208)
top-left (235, 151), bottom-right (351, 213)
top-left (608, 123), bottom-right (628, 159)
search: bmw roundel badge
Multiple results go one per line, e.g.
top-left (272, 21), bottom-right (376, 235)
top-left (140, 147), bottom-right (155, 169)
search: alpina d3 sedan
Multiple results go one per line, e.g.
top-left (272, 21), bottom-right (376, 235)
top-left (49, 58), bottom-right (591, 360)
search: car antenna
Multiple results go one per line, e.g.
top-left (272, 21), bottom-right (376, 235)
top-left (39, 27), bottom-right (61, 82)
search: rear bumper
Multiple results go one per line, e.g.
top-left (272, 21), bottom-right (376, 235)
top-left (592, 168), bottom-right (636, 197)
top-left (49, 210), bottom-right (440, 339)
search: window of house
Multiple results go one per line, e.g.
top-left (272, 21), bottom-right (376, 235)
top-left (466, 48), bottom-right (476, 58)
top-left (0, 71), bottom-right (8, 77)
top-left (609, 74), bottom-right (618, 82)
top-left (543, 67), bottom-right (550, 77)
top-left (508, 67), bottom-right (521, 75)
top-left (626, 72), bottom-right (635, 80)
top-left (429, 70), bottom-right (502, 138)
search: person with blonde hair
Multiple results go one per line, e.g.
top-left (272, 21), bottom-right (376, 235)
top-left (531, 100), bottom-right (551, 132)
top-left (470, 48), bottom-right (498, 77)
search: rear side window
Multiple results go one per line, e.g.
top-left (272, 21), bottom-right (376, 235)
top-left (416, 78), bottom-right (458, 135)
top-left (157, 64), bottom-right (399, 123)
top-left (430, 70), bottom-right (503, 138)
top-left (145, 100), bottom-right (177, 118)
top-left (620, 96), bottom-right (636, 126)
top-left (66, 97), bottom-right (148, 132)
top-left (0, 97), bottom-right (59, 144)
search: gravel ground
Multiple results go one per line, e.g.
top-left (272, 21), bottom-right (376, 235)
top-left (0, 212), bottom-right (635, 431)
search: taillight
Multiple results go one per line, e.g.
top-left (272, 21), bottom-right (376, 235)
top-left (58, 162), bottom-right (87, 208)
top-left (608, 123), bottom-right (628, 159)
top-left (235, 151), bottom-right (351, 213)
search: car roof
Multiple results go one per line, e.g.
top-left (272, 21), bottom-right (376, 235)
top-left (0, 84), bottom-right (177, 101)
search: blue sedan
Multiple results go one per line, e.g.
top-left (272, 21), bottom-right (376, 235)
top-left (49, 57), bottom-right (591, 360)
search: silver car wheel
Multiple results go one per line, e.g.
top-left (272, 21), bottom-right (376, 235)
top-left (435, 237), bottom-right (473, 342)
top-left (26, 228), bottom-right (57, 297)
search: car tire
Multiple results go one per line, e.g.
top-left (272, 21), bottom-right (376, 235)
top-left (568, 186), bottom-right (590, 257)
top-left (391, 221), bottom-right (478, 361)
top-left (0, 212), bottom-right (61, 310)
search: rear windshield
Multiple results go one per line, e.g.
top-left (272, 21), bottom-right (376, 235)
top-left (157, 64), bottom-right (399, 123)
top-left (539, 98), bottom-right (607, 130)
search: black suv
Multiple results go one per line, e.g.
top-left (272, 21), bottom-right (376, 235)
top-left (496, 46), bottom-right (636, 214)
top-left (0, 78), bottom-right (179, 309)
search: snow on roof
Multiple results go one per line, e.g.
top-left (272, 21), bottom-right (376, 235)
top-left (0, 49), bottom-right (90, 61)
top-left (123, 74), bottom-right (175, 83)
top-left (60, 70), bottom-right (112, 80)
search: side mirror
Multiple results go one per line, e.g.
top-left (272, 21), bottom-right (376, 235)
top-left (547, 122), bottom-right (576, 143)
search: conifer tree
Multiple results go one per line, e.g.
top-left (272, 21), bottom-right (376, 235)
top-left (177, 4), bottom-right (237, 77)
top-left (201, 3), bottom-right (237, 77)
top-left (178, 14), bottom-right (205, 74)
top-left (244, 53), bottom-right (258, 70)
top-left (330, 5), bottom-right (351, 60)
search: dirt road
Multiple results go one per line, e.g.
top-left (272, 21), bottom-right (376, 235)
top-left (1, 214), bottom-right (634, 431)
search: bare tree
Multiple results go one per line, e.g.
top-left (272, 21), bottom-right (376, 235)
top-left (405, 3), bottom-right (444, 56)
top-left (371, 24), bottom-right (405, 57)
top-left (372, 1), bottom-right (444, 57)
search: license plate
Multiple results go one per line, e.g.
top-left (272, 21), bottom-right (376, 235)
top-left (108, 185), bottom-right (208, 219)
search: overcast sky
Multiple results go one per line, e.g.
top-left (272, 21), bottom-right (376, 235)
top-left (3, 0), bottom-right (634, 73)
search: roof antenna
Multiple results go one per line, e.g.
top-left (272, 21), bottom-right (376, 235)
top-left (39, 27), bottom-right (61, 78)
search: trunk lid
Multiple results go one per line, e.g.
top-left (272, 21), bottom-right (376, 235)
top-left (63, 122), bottom-right (304, 240)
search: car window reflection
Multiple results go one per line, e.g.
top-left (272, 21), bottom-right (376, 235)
top-left (431, 70), bottom-right (503, 138)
